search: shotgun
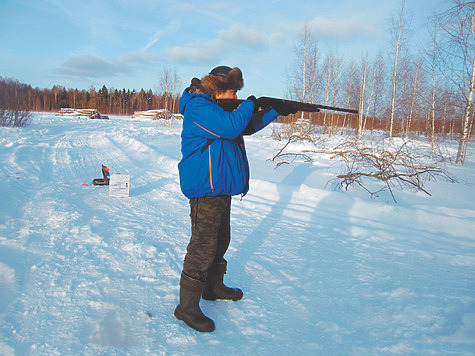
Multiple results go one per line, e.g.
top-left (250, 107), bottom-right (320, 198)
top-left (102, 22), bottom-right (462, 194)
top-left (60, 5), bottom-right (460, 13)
top-left (217, 96), bottom-right (358, 114)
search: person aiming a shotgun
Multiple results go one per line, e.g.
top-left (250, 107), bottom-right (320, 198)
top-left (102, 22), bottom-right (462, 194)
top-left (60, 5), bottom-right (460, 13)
top-left (174, 66), bottom-right (297, 332)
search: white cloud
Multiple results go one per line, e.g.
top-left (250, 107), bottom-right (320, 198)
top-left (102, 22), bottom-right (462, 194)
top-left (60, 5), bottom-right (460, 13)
top-left (142, 31), bottom-right (164, 52)
top-left (308, 16), bottom-right (376, 41)
top-left (217, 24), bottom-right (268, 49)
top-left (165, 23), bottom-right (271, 65)
top-left (141, 19), bottom-right (182, 53)
top-left (57, 55), bottom-right (130, 78)
top-left (45, 0), bottom-right (121, 44)
top-left (121, 52), bottom-right (160, 65)
top-left (166, 40), bottom-right (221, 65)
top-left (175, 2), bottom-right (228, 25)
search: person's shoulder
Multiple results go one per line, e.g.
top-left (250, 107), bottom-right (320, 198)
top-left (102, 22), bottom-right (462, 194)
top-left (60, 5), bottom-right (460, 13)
top-left (181, 90), bottom-right (214, 112)
top-left (187, 93), bottom-right (217, 109)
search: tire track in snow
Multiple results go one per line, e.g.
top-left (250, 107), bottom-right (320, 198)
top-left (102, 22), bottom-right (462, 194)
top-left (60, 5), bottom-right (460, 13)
top-left (1, 118), bottom-right (187, 352)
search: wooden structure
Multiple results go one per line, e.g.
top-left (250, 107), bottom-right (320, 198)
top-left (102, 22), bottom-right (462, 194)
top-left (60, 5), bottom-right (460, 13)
top-left (58, 108), bottom-right (108, 119)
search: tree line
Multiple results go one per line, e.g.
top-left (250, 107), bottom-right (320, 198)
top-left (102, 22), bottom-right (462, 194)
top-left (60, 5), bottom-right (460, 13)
top-left (0, 77), bottom-right (179, 116)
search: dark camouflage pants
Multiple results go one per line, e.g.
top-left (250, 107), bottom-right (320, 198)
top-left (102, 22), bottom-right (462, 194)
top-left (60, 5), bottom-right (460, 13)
top-left (182, 195), bottom-right (231, 281)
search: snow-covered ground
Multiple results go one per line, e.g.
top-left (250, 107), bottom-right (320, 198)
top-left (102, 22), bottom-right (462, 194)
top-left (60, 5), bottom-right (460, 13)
top-left (0, 113), bottom-right (474, 355)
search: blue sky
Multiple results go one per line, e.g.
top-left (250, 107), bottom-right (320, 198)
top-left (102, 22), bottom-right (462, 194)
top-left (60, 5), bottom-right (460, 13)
top-left (0, 0), bottom-right (450, 98)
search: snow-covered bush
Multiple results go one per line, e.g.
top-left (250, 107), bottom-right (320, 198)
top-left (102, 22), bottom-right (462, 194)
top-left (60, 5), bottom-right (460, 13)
top-left (0, 109), bottom-right (32, 127)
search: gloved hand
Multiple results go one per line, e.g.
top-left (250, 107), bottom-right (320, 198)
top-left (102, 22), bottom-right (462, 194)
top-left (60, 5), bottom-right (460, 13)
top-left (247, 95), bottom-right (260, 113)
top-left (270, 102), bottom-right (298, 116)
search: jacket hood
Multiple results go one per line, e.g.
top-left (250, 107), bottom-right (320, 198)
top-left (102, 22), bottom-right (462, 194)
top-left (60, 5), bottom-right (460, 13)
top-left (182, 67), bottom-right (244, 100)
top-left (179, 88), bottom-right (212, 115)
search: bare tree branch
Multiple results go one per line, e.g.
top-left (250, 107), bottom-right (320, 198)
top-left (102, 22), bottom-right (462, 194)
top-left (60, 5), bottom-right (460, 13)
top-left (271, 133), bottom-right (456, 202)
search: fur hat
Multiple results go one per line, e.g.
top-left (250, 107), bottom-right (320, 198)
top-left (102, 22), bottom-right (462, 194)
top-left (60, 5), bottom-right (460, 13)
top-left (189, 66), bottom-right (244, 99)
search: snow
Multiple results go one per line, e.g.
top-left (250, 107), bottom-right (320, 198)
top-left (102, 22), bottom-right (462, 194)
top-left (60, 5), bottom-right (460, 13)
top-left (0, 113), bottom-right (474, 355)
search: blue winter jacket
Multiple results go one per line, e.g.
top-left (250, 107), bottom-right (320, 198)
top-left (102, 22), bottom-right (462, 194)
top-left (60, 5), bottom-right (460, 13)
top-left (178, 88), bottom-right (279, 199)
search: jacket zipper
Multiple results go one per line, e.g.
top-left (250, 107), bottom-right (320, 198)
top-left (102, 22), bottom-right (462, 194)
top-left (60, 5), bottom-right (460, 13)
top-left (208, 146), bottom-right (214, 192)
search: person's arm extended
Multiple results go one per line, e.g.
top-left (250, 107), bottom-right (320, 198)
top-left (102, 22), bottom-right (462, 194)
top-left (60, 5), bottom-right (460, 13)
top-left (187, 98), bottom-right (255, 139)
top-left (242, 108), bottom-right (279, 135)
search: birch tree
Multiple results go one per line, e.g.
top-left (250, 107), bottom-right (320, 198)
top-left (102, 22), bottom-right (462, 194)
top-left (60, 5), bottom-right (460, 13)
top-left (341, 62), bottom-right (355, 135)
top-left (357, 57), bottom-right (368, 140)
top-left (363, 57), bottom-right (380, 134)
top-left (430, 45), bottom-right (437, 158)
top-left (288, 24), bottom-right (319, 113)
top-left (158, 68), bottom-right (180, 123)
top-left (321, 52), bottom-right (343, 134)
top-left (329, 54), bottom-right (343, 135)
top-left (158, 68), bottom-right (172, 112)
top-left (388, 1), bottom-right (408, 144)
top-left (406, 59), bottom-right (422, 137)
top-left (433, 0), bottom-right (475, 164)
top-left (370, 54), bottom-right (386, 133)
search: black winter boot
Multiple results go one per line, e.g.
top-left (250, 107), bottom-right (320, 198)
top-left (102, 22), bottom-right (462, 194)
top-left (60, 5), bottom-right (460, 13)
top-left (202, 261), bottom-right (243, 301)
top-left (174, 273), bottom-right (215, 332)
